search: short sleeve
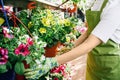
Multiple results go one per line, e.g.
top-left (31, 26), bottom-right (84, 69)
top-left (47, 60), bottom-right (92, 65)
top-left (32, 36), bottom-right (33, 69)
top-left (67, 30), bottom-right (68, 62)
top-left (91, 1), bottom-right (120, 43)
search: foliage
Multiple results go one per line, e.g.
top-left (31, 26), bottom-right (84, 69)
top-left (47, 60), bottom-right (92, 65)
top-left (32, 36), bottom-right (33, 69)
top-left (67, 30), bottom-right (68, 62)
top-left (0, 26), bottom-right (46, 75)
top-left (40, 64), bottom-right (72, 80)
top-left (71, 0), bottom-right (80, 3)
top-left (18, 7), bottom-right (77, 48)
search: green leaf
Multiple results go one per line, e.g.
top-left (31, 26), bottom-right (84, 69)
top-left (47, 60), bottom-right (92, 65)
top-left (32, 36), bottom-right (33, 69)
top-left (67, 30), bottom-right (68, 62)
top-left (8, 53), bottom-right (17, 64)
top-left (14, 62), bottom-right (25, 75)
top-left (25, 56), bottom-right (32, 64)
top-left (0, 65), bottom-right (7, 73)
top-left (18, 54), bottom-right (25, 62)
top-left (6, 61), bottom-right (12, 69)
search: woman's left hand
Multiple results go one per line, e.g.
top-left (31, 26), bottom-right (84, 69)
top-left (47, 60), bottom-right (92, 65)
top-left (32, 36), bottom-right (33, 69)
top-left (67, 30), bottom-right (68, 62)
top-left (24, 57), bottom-right (59, 79)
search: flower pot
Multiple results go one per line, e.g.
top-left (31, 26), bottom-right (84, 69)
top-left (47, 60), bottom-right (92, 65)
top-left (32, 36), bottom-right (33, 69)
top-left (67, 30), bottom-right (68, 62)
top-left (0, 69), bottom-right (15, 80)
top-left (16, 61), bottom-right (29, 80)
top-left (44, 42), bottom-right (61, 57)
top-left (16, 74), bottom-right (25, 80)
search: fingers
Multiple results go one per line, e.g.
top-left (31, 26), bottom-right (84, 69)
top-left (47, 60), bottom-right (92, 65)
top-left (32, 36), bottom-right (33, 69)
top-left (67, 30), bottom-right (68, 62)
top-left (24, 70), bottom-right (38, 76)
top-left (24, 67), bottom-right (45, 79)
top-left (24, 58), bottom-right (58, 79)
top-left (24, 67), bottom-right (41, 73)
top-left (24, 68), bottom-right (49, 79)
top-left (24, 68), bottom-right (34, 72)
top-left (25, 73), bottom-right (38, 79)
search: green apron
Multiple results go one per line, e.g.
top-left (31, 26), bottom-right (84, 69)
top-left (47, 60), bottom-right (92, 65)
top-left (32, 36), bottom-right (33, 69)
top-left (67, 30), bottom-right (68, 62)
top-left (86, 0), bottom-right (120, 80)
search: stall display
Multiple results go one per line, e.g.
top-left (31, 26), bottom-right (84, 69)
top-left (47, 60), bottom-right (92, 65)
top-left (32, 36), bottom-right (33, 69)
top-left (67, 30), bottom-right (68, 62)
top-left (17, 4), bottom-right (79, 56)
top-left (0, 0), bottom-right (87, 80)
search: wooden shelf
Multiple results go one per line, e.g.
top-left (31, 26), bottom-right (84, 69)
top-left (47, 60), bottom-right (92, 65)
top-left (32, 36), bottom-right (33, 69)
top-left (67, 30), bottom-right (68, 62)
top-left (31, 0), bottom-right (59, 7)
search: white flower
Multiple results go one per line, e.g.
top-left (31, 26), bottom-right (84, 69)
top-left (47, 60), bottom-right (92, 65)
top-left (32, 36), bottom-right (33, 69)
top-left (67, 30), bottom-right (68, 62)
top-left (40, 55), bottom-right (46, 61)
top-left (38, 41), bottom-right (47, 47)
top-left (35, 59), bottom-right (40, 64)
top-left (23, 35), bottom-right (29, 38)
top-left (3, 27), bottom-right (13, 33)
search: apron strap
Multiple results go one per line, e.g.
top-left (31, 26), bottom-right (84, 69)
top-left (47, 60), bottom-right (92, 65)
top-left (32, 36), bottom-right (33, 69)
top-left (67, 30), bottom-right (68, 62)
top-left (100, 0), bottom-right (108, 13)
top-left (89, 0), bottom-right (108, 12)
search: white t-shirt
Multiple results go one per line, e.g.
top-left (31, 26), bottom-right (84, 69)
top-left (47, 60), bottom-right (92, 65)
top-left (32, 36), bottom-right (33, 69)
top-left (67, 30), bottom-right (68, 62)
top-left (91, 0), bottom-right (104, 11)
top-left (91, 0), bottom-right (120, 44)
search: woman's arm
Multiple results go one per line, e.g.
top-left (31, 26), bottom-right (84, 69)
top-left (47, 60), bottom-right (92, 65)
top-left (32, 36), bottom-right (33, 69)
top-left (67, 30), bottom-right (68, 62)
top-left (56, 34), bottom-right (102, 64)
top-left (74, 31), bottom-right (88, 47)
top-left (74, 22), bottom-right (88, 47)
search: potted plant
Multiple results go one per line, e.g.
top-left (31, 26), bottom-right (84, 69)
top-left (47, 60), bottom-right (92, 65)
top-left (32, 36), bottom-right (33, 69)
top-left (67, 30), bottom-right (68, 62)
top-left (18, 7), bottom-right (77, 57)
top-left (0, 26), bottom-right (46, 80)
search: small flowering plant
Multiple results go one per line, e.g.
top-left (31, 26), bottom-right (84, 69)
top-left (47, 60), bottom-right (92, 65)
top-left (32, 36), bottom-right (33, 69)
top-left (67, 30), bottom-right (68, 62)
top-left (0, 26), bottom-right (46, 74)
top-left (40, 64), bottom-right (72, 80)
top-left (18, 7), bottom-right (76, 48)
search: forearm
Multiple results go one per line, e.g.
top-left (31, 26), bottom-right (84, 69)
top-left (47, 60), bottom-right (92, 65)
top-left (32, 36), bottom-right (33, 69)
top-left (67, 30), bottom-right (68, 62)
top-left (74, 31), bottom-right (88, 47)
top-left (56, 34), bottom-right (102, 64)
top-left (74, 22), bottom-right (89, 47)
top-left (56, 42), bottom-right (90, 64)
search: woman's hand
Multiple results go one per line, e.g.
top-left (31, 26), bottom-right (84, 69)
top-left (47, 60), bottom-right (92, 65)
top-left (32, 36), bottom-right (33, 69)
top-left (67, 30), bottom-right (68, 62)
top-left (24, 57), bottom-right (59, 80)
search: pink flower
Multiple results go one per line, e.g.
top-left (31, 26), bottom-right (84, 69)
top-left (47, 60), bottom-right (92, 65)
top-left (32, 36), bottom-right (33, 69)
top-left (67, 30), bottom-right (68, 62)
top-left (75, 26), bottom-right (87, 34)
top-left (2, 27), bottom-right (14, 39)
top-left (26, 37), bottom-right (34, 46)
top-left (50, 64), bottom-right (66, 76)
top-left (54, 77), bottom-right (59, 80)
top-left (14, 44), bottom-right (30, 56)
top-left (59, 64), bottom-right (66, 71)
top-left (50, 67), bottom-right (60, 73)
top-left (0, 48), bottom-right (8, 65)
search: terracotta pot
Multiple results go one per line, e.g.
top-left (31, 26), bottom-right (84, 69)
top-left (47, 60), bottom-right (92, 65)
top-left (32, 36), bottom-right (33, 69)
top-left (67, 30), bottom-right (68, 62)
top-left (68, 3), bottom-right (77, 13)
top-left (44, 42), bottom-right (61, 57)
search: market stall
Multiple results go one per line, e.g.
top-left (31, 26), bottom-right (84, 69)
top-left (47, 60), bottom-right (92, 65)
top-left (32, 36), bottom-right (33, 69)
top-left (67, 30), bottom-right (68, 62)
top-left (0, 0), bottom-right (87, 80)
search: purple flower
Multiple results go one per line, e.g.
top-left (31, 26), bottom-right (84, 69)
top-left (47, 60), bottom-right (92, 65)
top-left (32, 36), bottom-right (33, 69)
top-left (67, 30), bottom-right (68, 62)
top-left (14, 44), bottom-right (30, 56)
top-left (0, 48), bottom-right (8, 65)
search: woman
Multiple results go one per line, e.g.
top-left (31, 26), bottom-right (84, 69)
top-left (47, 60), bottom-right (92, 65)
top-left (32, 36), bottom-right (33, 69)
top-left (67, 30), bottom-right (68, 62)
top-left (25, 0), bottom-right (120, 80)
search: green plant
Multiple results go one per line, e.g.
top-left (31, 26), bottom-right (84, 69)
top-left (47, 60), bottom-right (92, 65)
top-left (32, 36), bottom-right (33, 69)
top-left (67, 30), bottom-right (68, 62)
top-left (18, 7), bottom-right (77, 48)
top-left (0, 26), bottom-right (46, 75)
top-left (39, 64), bottom-right (71, 80)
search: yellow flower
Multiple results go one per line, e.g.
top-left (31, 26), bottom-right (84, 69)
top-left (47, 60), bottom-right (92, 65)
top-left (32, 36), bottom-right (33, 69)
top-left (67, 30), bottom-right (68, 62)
top-left (64, 19), bottom-right (71, 26)
top-left (39, 28), bottom-right (46, 34)
top-left (41, 18), bottom-right (50, 27)
top-left (0, 17), bottom-right (5, 26)
top-left (41, 17), bottom-right (46, 24)
top-left (28, 21), bottom-right (33, 28)
top-left (47, 17), bottom-right (53, 23)
top-left (66, 36), bottom-right (71, 42)
top-left (45, 20), bottom-right (51, 27)
top-left (46, 9), bottom-right (53, 21)
top-left (47, 14), bottom-right (53, 19)
top-left (51, 21), bottom-right (56, 26)
top-left (46, 9), bottom-right (51, 15)
top-left (59, 20), bottom-right (64, 25)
